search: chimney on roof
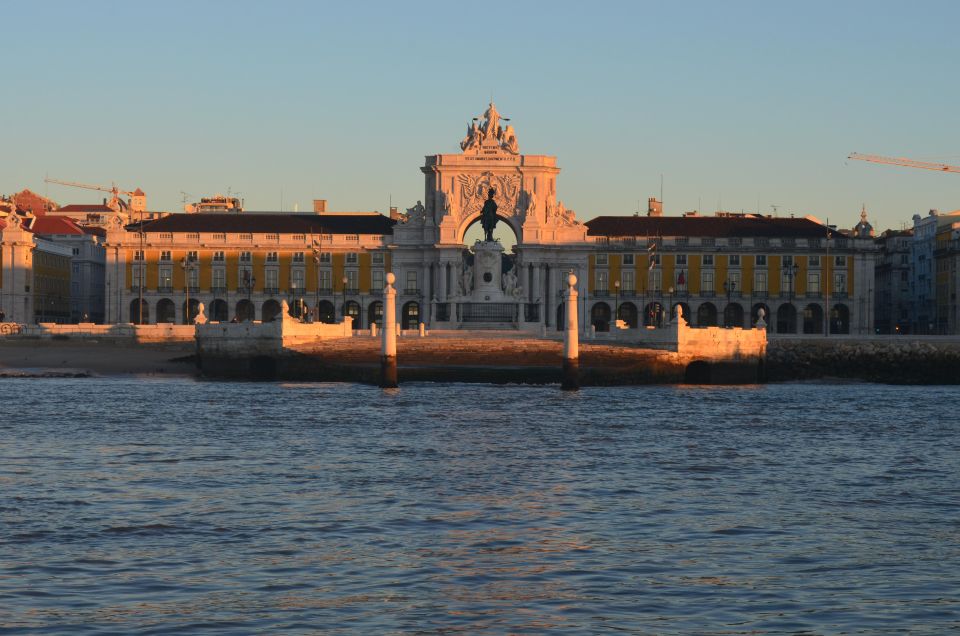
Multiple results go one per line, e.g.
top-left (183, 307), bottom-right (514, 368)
top-left (389, 206), bottom-right (400, 220)
top-left (313, 199), bottom-right (327, 213)
top-left (647, 197), bottom-right (662, 217)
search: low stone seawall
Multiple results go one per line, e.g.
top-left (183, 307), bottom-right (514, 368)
top-left (767, 337), bottom-right (960, 383)
top-left (198, 336), bottom-right (763, 385)
top-left (0, 322), bottom-right (195, 343)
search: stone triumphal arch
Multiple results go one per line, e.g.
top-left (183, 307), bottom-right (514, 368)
top-left (391, 102), bottom-right (591, 328)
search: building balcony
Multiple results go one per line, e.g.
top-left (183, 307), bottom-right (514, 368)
top-left (211, 286), bottom-right (228, 295)
top-left (186, 285), bottom-right (199, 293)
top-left (700, 290), bottom-right (715, 297)
top-left (403, 288), bottom-right (420, 295)
top-left (288, 287), bottom-right (306, 295)
top-left (832, 291), bottom-right (850, 299)
top-left (317, 287), bottom-right (333, 295)
top-left (619, 289), bottom-right (637, 297)
top-left (752, 291), bottom-right (769, 299)
top-left (344, 287), bottom-right (360, 295)
top-left (594, 289), bottom-right (610, 297)
top-left (263, 287), bottom-right (280, 295)
top-left (157, 286), bottom-right (174, 294)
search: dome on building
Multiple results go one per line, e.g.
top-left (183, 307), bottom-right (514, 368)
top-left (853, 204), bottom-right (874, 238)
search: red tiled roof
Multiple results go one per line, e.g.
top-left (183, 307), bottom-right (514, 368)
top-left (30, 216), bottom-right (85, 235)
top-left (58, 204), bottom-right (115, 213)
top-left (585, 215), bottom-right (843, 239)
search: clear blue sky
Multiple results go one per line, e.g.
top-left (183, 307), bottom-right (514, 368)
top-left (4, 1), bottom-right (959, 232)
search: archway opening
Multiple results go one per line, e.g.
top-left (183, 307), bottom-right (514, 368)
top-left (591, 302), bottom-right (611, 332)
top-left (236, 299), bottom-right (255, 322)
top-left (617, 301), bottom-right (638, 328)
top-left (210, 299), bottom-right (229, 322)
top-left (262, 299), bottom-right (282, 323)
top-left (130, 299), bottom-right (149, 325)
top-left (368, 301), bottom-right (383, 327)
top-left (803, 303), bottom-right (823, 334)
top-left (696, 302), bottom-right (718, 327)
top-left (831, 303), bottom-right (850, 334)
top-left (401, 301), bottom-right (420, 330)
top-left (156, 298), bottom-right (176, 324)
top-left (723, 302), bottom-right (744, 328)
top-left (776, 303), bottom-right (797, 334)
top-left (345, 300), bottom-right (361, 328)
top-left (461, 214), bottom-right (519, 250)
top-left (317, 300), bottom-right (335, 324)
top-left (644, 301), bottom-right (665, 327)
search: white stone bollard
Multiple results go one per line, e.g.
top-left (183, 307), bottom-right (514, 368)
top-left (562, 272), bottom-right (579, 390)
top-left (370, 323), bottom-right (377, 338)
top-left (419, 322), bottom-right (426, 337)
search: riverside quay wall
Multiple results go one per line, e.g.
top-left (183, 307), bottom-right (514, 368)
top-left (767, 336), bottom-right (960, 383)
top-left (193, 313), bottom-right (767, 385)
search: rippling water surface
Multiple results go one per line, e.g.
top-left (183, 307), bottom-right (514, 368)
top-left (1, 379), bottom-right (959, 634)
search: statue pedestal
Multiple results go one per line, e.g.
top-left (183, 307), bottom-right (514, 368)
top-left (471, 240), bottom-right (506, 302)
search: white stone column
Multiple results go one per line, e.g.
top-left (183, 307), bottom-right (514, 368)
top-left (562, 272), bottom-right (579, 390)
top-left (381, 272), bottom-right (398, 387)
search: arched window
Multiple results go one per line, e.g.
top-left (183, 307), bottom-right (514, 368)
top-left (345, 300), bottom-right (361, 328)
top-left (401, 301), bottom-right (419, 330)
top-left (129, 299), bottom-right (149, 325)
top-left (156, 298), bottom-right (176, 324)
top-left (262, 299), bottom-right (282, 322)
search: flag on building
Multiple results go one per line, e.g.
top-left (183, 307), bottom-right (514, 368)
top-left (677, 270), bottom-right (686, 286)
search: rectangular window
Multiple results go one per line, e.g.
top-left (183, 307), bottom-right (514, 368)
top-left (346, 270), bottom-right (358, 291)
top-left (266, 252), bottom-right (278, 263)
top-left (134, 250), bottom-right (144, 261)
top-left (240, 251), bottom-right (251, 262)
top-left (756, 254), bottom-right (767, 267)
top-left (596, 270), bottom-right (609, 293)
top-left (293, 252), bottom-right (304, 263)
top-left (188, 268), bottom-right (199, 288)
top-left (187, 251), bottom-right (198, 262)
top-left (649, 269), bottom-right (662, 291)
top-left (372, 269), bottom-right (384, 291)
top-left (213, 251), bottom-right (225, 262)
top-left (782, 255), bottom-right (794, 267)
top-left (900, 254), bottom-right (909, 265)
top-left (622, 253), bottom-right (634, 266)
top-left (71, 247), bottom-right (80, 256)
top-left (213, 269), bottom-right (225, 289)
top-left (676, 254), bottom-right (688, 266)
top-left (807, 272), bottom-right (820, 293)
top-left (372, 252), bottom-right (384, 265)
top-left (159, 266), bottom-right (172, 289)
top-left (320, 252), bottom-right (331, 263)
top-left (808, 255), bottom-right (820, 267)
top-left (834, 272), bottom-right (847, 293)
top-left (291, 269), bottom-right (304, 289)
top-left (346, 252), bottom-right (358, 264)
top-left (596, 253), bottom-right (608, 265)
top-left (265, 269), bottom-right (278, 289)
top-left (728, 254), bottom-right (740, 267)
top-left (834, 255), bottom-right (847, 267)
top-left (160, 251), bottom-right (171, 261)
top-left (621, 270), bottom-right (635, 292)
top-left (319, 270), bottom-right (331, 290)
top-left (702, 254), bottom-right (714, 266)
top-left (406, 270), bottom-right (418, 292)
top-left (702, 271), bottom-right (714, 292)
top-left (755, 271), bottom-right (768, 292)
top-left (728, 271), bottom-right (741, 292)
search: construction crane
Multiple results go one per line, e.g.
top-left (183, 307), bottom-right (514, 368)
top-left (848, 153), bottom-right (960, 174)
top-left (44, 177), bottom-right (138, 212)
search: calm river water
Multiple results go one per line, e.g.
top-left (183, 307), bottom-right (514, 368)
top-left (1, 379), bottom-right (958, 634)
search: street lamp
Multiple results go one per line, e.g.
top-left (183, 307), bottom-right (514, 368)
top-left (723, 278), bottom-right (736, 326)
top-left (341, 275), bottom-right (349, 322)
top-left (242, 269), bottom-right (256, 321)
top-left (312, 248), bottom-right (321, 323)
top-left (782, 262), bottom-right (800, 301)
top-left (667, 285), bottom-right (674, 326)
top-left (179, 256), bottom-right (198, 325)
top-left (614, 279), bottom-right (620, 326)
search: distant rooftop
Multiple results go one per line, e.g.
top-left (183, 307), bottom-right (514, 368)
top-left (140, 212), bottom-right (396, 235)
top-left (585, 214), bottom-right (843, 239)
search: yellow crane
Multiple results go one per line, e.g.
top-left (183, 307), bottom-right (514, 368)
top-left (848, 152), bottom-right (960, 174)
top-left (44, 177), bottom-right (138, 212)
